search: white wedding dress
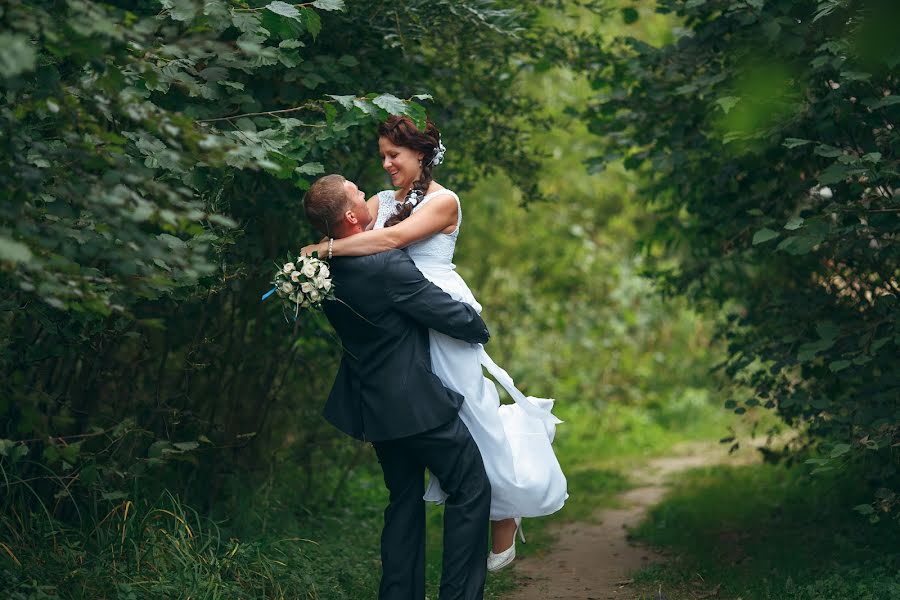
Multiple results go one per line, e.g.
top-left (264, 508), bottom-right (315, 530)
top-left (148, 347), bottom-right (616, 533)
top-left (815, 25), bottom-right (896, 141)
top-left (374, 188), bottom-right (568, 520)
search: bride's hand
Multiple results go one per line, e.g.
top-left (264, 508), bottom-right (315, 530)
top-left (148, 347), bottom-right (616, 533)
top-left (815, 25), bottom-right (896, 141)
top-left (299, 242), bottom-right (324, 258)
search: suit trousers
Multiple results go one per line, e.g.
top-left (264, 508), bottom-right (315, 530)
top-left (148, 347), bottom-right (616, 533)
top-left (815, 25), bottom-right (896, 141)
top-left (372, 416), bottom-right (491, 600)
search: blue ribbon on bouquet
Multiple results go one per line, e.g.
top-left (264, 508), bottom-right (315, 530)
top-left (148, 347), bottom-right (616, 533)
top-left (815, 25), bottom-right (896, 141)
top-left (262, 286), bottom-right (299, 323)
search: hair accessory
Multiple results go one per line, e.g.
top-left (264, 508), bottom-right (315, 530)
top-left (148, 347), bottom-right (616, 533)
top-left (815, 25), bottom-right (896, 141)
top-left (429, 136), bottom-right (446, 167)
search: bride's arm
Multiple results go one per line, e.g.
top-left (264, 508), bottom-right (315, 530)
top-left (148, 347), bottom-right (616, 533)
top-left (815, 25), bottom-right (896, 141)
top-left (364, 194), bottom-right (379, 232)
top-left (303, 194), bottom-right (458, 257)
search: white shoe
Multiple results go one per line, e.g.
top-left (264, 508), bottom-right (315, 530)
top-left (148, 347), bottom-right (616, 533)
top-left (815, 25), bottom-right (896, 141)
top-left (487, 518), bottom-right (525, 572)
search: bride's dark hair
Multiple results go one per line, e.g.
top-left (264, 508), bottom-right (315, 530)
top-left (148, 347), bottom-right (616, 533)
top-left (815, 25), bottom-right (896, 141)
top-left (378, 116), bottom-right (441, 227)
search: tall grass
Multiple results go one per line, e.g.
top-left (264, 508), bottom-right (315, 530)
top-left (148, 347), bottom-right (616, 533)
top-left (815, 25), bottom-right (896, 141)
top-left (1, 488), bottom-right (382, 599)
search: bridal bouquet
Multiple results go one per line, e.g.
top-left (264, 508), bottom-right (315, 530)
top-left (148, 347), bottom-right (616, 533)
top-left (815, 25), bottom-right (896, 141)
top-left (263, 253), bottom-right (334, 318)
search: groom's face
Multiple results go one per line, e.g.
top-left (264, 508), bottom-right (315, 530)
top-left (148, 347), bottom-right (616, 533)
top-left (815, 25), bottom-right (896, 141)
top-left (342, 180), bottom-right (371, 231)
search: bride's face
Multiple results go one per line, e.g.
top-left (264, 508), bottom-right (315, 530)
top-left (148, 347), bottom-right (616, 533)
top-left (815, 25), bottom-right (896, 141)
top-left (379, 136), bottom-right (424, 189)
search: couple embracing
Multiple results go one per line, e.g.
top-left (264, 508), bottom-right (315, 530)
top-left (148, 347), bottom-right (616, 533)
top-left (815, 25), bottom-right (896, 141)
top-left (302, 116), bottom-right (567, 599)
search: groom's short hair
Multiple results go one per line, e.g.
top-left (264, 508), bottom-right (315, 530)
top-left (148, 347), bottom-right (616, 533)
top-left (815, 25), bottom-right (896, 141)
top-left (305, 174), bottom-right (350, 236)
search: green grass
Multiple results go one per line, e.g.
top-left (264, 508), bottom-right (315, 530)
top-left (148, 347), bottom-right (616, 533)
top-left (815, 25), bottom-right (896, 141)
top-left (1, 490), bottom-right (387, 599)
top-left (629, 463), bottom-right (900, 600)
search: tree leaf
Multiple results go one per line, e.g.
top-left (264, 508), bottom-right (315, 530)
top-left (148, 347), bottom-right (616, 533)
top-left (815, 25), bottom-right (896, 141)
top-left (784, 217), bottom-right (804, 230)
top-left (230, 10), bottom-right (263, 33)
top-left (173, 441), bottom-right (199, 451)
top-left (715, 96), bottom-right (740, 114)
top-left (816, 321), bottom-right (839, 341)
top-left (814, 144), bottom-right (843, 158)
top-left (868, 95), bottom-right (900, 109)
top-left (162, 0), bottom-right (198, 22)
top-left (862, 152), bottom-right (881, 164)
top-left (353, 98), bottom-right (382, 118)
top-left (324, 102), bottom-right (337, 124)
top-left (312, 0), bottom-right (346, 10)
top-left (0, 236), bottom-right (33, 264)
top-left (777, 234), bottom-right (824, 255)
top-left (817, 163), bottom-right (850, 184)
top-left (0, 33), bottom-right (37, 78)
top-left (752, 228), bottom-right (779, 245)
top-left (265, 1), bottom-right (301, 20)
top-left (829, 359), bottom-right (851, 372)
top-left (278, 48), bottom-right (302, 68)
top-left (301, 8), bottom-right (321, 39)
top-left (403, 101), bottom-right (427, 130)
top-left (830, 443), bottom-right (851, 458)
top-left (295, 162), bottom-right (324, 175)
top-left (783, 137), bottom-right (812, 148)
top-left (840, 70), bottom-right (871, 82)
top-left (0, 439), bottom-right (15, 457)
top-left (372, 93), bottom-right (407, 115)
top-left (328, 94), bottom-right (356, 109)
top-left (762, 19), bottom-right (781, 40)
top-left (148, 440), bottom-right (173, 458)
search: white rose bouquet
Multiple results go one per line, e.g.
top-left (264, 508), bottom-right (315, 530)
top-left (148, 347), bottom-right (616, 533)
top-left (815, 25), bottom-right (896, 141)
top-left (262, 253), bottom-right (335, 319)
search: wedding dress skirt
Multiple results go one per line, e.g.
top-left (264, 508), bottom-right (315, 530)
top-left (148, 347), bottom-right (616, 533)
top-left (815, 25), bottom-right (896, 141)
top-left (417, 258), bottom-right (568, 519)
top-left (375, 189), bottom-right (568, 520)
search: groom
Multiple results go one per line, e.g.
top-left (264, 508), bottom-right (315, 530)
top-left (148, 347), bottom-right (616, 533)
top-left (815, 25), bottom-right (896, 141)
top-left (304, 174), bottom-right (492, 600)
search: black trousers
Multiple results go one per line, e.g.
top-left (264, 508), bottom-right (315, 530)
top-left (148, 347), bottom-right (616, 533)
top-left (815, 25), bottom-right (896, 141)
top-left (372, 417), bottom-right (491, 600)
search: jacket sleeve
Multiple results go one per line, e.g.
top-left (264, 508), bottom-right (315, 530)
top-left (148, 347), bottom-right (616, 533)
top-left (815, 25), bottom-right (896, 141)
top-left (382, 252), bottom-right (490, 344)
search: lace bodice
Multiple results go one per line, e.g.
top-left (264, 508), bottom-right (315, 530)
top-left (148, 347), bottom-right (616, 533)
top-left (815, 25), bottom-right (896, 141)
top-left (374, 189), bottom-right (462, 266)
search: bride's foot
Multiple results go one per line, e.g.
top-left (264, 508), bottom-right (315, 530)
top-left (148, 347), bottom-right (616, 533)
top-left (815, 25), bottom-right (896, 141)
top-left (487, 518), bottom-right (524, 572)
top-left (491, 518), bottom-right (517, 554)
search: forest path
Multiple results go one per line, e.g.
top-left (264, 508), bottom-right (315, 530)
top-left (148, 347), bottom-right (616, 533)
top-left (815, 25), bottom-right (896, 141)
top-left (504, 441), bottom-right (763, 600)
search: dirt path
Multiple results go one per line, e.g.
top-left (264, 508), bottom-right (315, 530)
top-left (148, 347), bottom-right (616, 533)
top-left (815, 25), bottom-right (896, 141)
top-left (505, 442), bottom-right (762, 600)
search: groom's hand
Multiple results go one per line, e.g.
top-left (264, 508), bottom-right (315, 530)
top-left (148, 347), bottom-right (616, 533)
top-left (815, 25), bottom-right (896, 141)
top-left (300, 242), bottom-right (325, 258)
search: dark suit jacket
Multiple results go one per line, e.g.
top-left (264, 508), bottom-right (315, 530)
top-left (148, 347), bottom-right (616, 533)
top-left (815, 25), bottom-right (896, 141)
top-left (322, 249), bottom-right (490, 442)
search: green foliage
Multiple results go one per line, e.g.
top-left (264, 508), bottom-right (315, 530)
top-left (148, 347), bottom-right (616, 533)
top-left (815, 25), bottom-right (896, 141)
top-left (588, 0), bottom-right (900, 516)
top-left (0, 0), bottom-right (435, 314)
top-left (0, 0), bottom-right (558, 501)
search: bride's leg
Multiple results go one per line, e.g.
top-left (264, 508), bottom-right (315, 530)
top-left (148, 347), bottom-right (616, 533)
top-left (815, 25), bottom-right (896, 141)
top-left (490, 518), bottom-right (517, 553)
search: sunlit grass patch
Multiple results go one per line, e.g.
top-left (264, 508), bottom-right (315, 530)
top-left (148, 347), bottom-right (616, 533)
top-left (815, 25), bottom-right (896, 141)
top-left (555, 390), bottom-right (745, 467)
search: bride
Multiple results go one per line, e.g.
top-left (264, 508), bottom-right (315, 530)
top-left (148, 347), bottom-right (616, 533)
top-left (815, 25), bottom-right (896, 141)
top-left (302, 116), bottom-right (567, 571)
